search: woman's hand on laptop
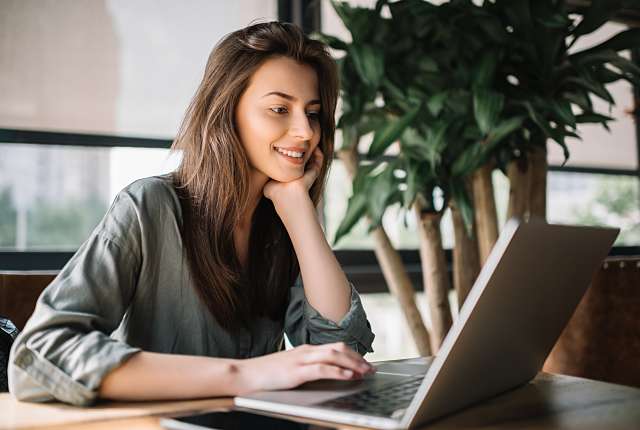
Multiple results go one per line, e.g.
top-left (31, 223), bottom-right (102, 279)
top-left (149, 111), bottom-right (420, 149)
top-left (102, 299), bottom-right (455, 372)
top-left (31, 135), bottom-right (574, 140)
top-left (236, 342), bottom-right (375, 393)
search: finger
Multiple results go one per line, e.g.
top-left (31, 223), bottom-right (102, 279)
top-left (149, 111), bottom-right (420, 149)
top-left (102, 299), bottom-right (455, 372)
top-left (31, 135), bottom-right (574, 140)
top-left (301, 162), bottom-right (320, 189)
top-left (301, 347), bottom-right (365, 374)
top-left (302, 344), bottom-right (373, 375)
top-left (305, 147), bottom-right (322, 170)
top-left (298, 363), bottom-right (358, 383)
top-left (322, 342), bottom-right (370, 366)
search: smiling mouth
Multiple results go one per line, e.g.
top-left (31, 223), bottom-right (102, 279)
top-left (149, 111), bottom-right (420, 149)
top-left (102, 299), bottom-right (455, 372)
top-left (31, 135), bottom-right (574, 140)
top-left (274, 147), bottom-right (305, 158)
top-left (274, 146), bottom-right (306, 165)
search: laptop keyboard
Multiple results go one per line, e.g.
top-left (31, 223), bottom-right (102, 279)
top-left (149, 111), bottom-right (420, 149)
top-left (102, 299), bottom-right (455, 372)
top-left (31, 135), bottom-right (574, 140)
top-left (316, 375), bottom-right (424, 418)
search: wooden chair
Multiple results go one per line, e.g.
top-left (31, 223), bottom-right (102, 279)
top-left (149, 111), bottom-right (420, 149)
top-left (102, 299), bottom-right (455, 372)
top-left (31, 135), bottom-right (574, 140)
top-left (0, 272), bottom-right (57, 331)
top-left (544, 256), bottom-right (640, 388)
top-left (0, 271), bottom-right (56, 391)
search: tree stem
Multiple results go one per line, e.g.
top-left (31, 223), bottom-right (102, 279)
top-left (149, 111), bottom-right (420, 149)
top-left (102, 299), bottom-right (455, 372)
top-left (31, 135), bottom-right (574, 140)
top-left (472, 163), bottom-right (499, 265)
top-left (414, 205), bottom-right (452, 353)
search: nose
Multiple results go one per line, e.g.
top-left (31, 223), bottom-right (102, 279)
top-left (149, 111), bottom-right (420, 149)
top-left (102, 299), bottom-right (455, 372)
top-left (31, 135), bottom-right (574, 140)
top-left (288, 110), bottom-right (314, 141)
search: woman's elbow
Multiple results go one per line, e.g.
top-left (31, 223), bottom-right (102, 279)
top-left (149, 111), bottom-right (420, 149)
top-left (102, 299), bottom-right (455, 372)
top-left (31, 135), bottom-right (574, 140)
top-left (8, 362), bottom-right (56, 403)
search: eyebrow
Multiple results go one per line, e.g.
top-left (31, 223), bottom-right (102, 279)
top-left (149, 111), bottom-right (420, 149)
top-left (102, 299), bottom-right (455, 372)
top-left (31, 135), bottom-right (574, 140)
top-left (261, 91), bottom-right (321, 106)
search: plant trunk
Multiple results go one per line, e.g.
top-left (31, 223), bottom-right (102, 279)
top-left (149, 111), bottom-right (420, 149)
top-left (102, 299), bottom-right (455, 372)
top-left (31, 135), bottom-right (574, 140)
top-left (450, 201), bottom-right (480, 310)
top-left (506, 157), bottom-right (531, 221)
top-left (414, 204), bottom-right (453, 353)
top-left (529, 145), bottom-right (547, 219)
top-left (337, 147), bottom-right (432, 356)
top-left (370, 228), bottom-right (432, 356)
top-left (472, 163), bottom-right (499, 265)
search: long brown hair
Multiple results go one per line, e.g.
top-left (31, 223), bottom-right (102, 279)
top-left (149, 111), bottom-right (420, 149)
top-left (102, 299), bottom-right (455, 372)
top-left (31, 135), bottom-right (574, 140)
top-left (170, 22), bottom-right (339, 332)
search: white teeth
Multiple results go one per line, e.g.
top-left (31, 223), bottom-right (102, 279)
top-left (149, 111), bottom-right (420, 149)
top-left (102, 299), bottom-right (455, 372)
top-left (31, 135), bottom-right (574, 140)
top-left (275, 147), bottom-right (304, 158)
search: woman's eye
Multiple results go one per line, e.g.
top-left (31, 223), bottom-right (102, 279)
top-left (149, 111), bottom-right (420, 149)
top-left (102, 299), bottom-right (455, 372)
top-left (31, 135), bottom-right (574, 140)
top-left (270, 107), bottom-right (320, 121)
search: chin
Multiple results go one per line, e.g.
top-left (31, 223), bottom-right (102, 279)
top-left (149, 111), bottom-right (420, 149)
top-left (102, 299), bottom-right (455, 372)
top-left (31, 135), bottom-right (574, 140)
top-left (269, 169), bottom-right (304, 183)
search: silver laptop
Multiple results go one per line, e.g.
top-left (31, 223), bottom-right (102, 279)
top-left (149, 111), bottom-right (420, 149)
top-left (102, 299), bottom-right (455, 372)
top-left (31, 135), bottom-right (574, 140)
top-left (234, 218), bottom-right (619, 429)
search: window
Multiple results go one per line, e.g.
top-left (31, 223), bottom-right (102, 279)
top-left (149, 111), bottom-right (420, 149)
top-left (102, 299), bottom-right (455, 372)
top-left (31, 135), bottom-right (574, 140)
top-left (0, 1), bottom-right (277, 252)
top-left (0, 143), bottom-right (180, 251)
top-left (0, 0), bottom-right (278, 137)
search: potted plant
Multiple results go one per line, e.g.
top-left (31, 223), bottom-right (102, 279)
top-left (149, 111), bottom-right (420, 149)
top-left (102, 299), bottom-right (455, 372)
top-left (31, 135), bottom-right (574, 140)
top-left (318, 0), bottom-right (640, 353)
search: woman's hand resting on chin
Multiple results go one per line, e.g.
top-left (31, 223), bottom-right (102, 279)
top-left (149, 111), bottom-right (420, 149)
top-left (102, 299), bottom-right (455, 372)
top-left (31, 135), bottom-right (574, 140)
top-left (235, 342), bottom-right (375, 394)
top-left (263, 147), bottom-right (323, 208)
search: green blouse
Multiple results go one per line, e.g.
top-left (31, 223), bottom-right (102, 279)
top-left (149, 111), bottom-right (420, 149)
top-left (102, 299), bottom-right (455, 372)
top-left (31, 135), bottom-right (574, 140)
top-left (8, 175), bottom-right (375, 406)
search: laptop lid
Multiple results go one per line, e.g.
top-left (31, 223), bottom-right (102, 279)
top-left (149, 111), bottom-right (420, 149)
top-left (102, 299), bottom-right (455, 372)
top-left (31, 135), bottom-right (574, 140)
top-left (402, 218), bottom-right (619, 428)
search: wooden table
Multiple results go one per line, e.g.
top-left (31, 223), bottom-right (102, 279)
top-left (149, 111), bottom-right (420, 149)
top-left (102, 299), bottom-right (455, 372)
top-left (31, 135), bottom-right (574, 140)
top-left (1, 372), bottom-right (639, 430)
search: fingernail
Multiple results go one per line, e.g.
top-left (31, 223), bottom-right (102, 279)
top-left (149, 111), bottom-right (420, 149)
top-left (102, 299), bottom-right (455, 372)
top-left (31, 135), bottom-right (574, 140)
top-left (343, 369), bottom-right (353, 377)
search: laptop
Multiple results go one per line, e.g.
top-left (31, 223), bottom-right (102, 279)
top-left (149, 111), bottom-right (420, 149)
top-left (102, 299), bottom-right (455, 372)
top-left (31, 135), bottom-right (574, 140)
top-left (234, 218), bottom-right (619, 429)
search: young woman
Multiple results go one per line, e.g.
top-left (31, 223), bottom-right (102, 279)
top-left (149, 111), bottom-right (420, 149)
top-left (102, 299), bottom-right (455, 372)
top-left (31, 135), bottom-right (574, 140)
top-left (8, 22), bottom-right (375, 406)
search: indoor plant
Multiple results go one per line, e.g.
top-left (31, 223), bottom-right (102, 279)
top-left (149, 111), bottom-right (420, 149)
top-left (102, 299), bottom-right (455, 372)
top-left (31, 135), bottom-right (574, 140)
top-left (319, 0), bottom-right (640, 352)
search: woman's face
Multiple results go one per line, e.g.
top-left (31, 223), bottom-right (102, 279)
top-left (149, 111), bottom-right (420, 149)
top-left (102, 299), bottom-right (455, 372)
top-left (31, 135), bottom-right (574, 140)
top-left (235, 56), bottom-right (322, 184)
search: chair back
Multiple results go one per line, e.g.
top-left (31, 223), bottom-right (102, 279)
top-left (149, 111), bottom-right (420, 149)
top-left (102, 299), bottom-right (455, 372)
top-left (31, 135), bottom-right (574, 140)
top-left (544, 256), bottom-right (640, 388)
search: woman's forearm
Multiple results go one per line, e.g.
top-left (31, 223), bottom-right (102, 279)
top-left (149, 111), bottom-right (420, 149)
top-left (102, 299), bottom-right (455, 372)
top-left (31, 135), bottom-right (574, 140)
top-left (99, 351), bottom-right (249, 401)
top-left (275, 196), bottom-right (351, 324)
top-left (99, 344), bottom-right (374, 402)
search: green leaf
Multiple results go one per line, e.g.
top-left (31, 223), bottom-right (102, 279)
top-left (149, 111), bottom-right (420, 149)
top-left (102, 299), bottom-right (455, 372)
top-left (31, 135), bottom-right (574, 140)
top-left (352, 163), bottom-right (378, 195)
top-left (536, 12), bottom-right (571, 29)
top-left (333, 192), bottom-right (368, 246)
top-left (403, 162), bottom-right (421, 208)
top-left (348, 44), bottom-right (385, 88)
top-left (523, 102), bottom-right (556, 137)
top-left (423, 121), bottom-right (449, 170)
top-left (418, 57), bottom-right (438, 73)
top-left (451, 116), bottom-right (524, 178)
top-left (473, 51), bottom-right (498, 88)
top-left (473, 89), bottom-right (504, 135)
top-left (331, 0), bottom-right (376, 43)
top-left (407, 85), bottom-right (426, 106)
top-left (381, 78), bottom-right (405, 101)
top-left (368, 104), bottom-right (421, 157)
top-left (485, 116), bottom-right (525, 147)
top-left (594, 66), bottom-right (624, 84)
top-left (357, 108), bottom-right (388, 136)
top-left (571, 28), bottom-right (640, 59)
top-left (573, 50), bottom-right (640, 76)
top-left (451, 141), bottom-right (484, 178)
top-left (332, 162), bottom-right (380, 245)
top-left (426, 91), bottom-right (448, 116)
top-left (571, 0), bottom-right (622, 37)
top-left (564, 91), bottom-right (593, 112)
top-left (374, 0), bottom-right (387, 14)
top-left (575, 112), bottom-right (614, 123)
top-left (400, 126), bottom-right (440, 168)
top-left (554, 130), bottom-right (571, 166)
top-left (366, 165), bottom-right (396, 227)
top-left (550, 100), bottom-right (576, 128)
top-left (575, 112), bottom-right (613, 131)
top-left (312, 32), bottom-right (348, 51)
top-left (473, 12), bottom-right (507, 43)
top-left (562, 76), bottom-right (615, 104)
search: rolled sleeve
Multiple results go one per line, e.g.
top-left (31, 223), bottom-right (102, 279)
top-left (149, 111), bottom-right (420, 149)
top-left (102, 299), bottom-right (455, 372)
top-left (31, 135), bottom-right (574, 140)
top-left (284, 277), bottom-right (375, 355)
top-left (8, 193), bottom-right (143, 406)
